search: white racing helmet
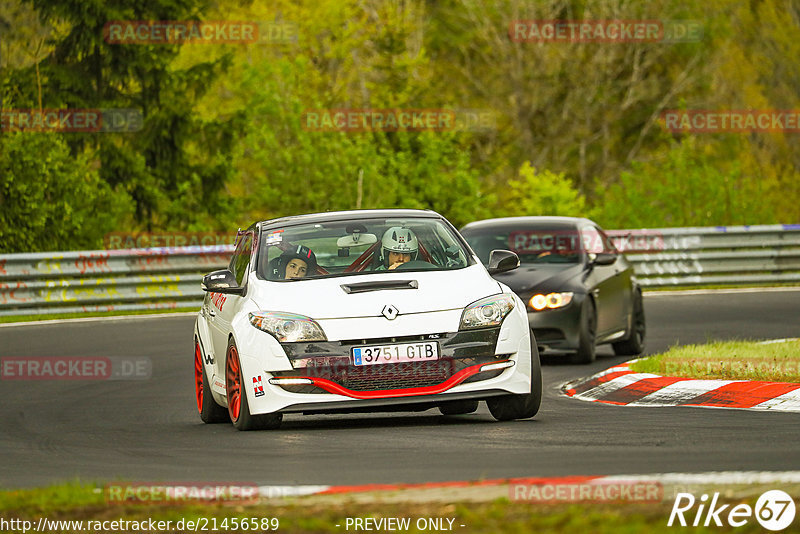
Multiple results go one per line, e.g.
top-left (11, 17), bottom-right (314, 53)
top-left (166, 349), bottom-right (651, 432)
top-left (380, 226), bottom-right (419, 266)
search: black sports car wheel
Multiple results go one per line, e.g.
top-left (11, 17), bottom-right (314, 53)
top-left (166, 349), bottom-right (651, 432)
top-left (572, 298), bottom-right (597, 364)
top-left (613, 289), bottom-right (646, 356)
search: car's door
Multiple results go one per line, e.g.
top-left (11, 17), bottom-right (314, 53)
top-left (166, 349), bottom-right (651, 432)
top-left (598, 227), bottom-right (631, 335)
top-left (208, 229), bottom-right (255, 378)
top-left (581, 225), bottom-right (627, 337)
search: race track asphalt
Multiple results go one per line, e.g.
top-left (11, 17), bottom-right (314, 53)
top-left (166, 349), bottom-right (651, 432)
top-left (0, 289), bottom-right (798, 488)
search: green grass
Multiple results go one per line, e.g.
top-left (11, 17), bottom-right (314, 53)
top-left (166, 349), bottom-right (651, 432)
top-left (0, 307), bottom-right (199, 324)
top-left (0, 481), bottom-right (788, 533)
top-left (630, 339), bottom-right (800, 382)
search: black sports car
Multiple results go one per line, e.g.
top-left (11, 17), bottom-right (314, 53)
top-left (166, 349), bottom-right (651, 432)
top-left (460, 217), bottom-right (645, 363)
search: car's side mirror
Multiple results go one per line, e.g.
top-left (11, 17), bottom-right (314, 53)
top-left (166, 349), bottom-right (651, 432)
top-left (487, 249), bottom-right (520, 274)
top-left (201, 269), bottom-right (244, 295)
top-left (590, 252), bottom-right (617, 266)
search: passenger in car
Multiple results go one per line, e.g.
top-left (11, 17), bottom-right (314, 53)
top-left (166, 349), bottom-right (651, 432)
top-left (269, 245), bottom-right (318, 279)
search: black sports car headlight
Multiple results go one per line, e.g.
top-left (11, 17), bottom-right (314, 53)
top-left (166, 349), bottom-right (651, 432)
top-left (459, 294), bottom-right (516, 330)
top-left (528, 292), bottom-right (574, 311)
top-left (248, 312), bottom-right (327, 342)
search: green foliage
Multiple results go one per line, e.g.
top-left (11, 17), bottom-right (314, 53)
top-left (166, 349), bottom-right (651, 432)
top-left (501, 162), bottom-right (586, 218)
top-left (375, 131), bottom-right (492, 228)
top-left (2, 0), bottom-right (800, 254)
top-left (5, 0), bottom-right (238, 235)
top-left (0, 133), bottom-right (132, 252)
top-left (231, 56), bottom-right (489, 228)
top-left (593, 137), bottom-right (777, 228)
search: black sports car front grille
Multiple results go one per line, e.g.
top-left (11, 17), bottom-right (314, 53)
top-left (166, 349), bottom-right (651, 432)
top-left (271, 328), bottom-right (507, 394)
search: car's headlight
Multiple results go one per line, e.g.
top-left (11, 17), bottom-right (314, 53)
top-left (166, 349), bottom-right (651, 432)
top-left (248, 312), bottom-right (327, 342)
top-left (459, 294), bottom-right (516, 330)
top-left (528, 292), bottom-right (574, 311)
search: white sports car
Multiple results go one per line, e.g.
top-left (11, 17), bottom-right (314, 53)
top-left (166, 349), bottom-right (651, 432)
top-left (193, 209), bottom-right (541, 430)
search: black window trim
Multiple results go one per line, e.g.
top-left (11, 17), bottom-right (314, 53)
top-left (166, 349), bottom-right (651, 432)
top-left (253, 215), bottom-right (476, 282)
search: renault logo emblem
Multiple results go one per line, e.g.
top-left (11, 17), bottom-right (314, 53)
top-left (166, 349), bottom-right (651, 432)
top-left (381, 305), bottom-right (399, 320)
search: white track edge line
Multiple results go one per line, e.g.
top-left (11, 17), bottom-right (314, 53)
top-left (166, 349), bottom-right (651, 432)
top-left (644, 286), bottom-right (800, 296)
top-left (0, 312), bottom-right (198, 328)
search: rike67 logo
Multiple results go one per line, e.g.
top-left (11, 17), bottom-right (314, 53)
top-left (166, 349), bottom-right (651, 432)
top-left (668, 490), bottom-right (796, 531)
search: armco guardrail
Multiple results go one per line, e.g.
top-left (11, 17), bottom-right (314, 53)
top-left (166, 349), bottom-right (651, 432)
top-left (605, 224), bottom-right (800, 287)
top-left (0, 246), bottom-right (233, 316)
top-left (1, 224), bottom-right (799, 316)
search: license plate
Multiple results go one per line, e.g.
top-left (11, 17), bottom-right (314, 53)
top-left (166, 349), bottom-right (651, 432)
top-left (352, 341), bottom-right (439, 366)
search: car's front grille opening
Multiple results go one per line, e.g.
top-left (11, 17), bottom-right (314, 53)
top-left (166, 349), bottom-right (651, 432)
top-left (273, 328), bottom-right (506, 394)
top-left (273, 354), bottom-right (508, 394)
top-left (340, 360), bottom-right (454, 391)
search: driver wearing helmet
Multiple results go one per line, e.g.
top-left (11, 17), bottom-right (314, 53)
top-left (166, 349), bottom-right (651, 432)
top-left (376, 227), bottom-right (418, 270)
top-left (270, 245), bottom-right (318, 279)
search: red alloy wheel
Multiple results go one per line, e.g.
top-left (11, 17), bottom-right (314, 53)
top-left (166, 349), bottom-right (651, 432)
top-left (194, 342), bottom-right (204, 413)
top-left (226, 345), bottom-right (242, 422)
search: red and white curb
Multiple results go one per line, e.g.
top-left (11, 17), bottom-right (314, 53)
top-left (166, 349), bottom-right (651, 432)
top-left (254, 471), bottom-right (800, 501)
top-left (257, 477), bottom-right (601, 498)
top-left (562, 360), bottom-right (800, 412)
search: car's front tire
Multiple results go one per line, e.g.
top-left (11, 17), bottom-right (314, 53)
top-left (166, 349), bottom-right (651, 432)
top-left (572, 298), bottom-right (597, 364)
top-left (613, 289), bottom-right (646, 356)
top-left (487, 338), bottom-right (542, 421)
top-left (226, 338), bottom-right (282, 431)
top-left (195, 339), bottom-right (229, 423)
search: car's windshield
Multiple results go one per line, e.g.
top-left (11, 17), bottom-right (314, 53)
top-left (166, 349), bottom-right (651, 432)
top-left (463, 225), bottom-right (584, 265)
top-left (257, 217), bottom-right (473, 281)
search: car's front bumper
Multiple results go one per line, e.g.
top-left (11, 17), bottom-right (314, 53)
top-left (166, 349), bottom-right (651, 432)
top-left (278, 389), bottom-right (512, 414)
top-left (237, 303), bottom-right (532, 415)
top-left (525, 293), bottom-right (586, 353)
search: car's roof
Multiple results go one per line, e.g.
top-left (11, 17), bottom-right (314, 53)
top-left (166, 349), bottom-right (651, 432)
top-left (257, 209), bottom-right (444, 230)
top-left (461, 216), bottom-right (597, 232)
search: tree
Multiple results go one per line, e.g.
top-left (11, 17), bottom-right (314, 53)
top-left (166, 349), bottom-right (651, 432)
top-left (594, 137), bottom-right (778, 228)
top-left (0, 132), bottom-right (131, 252)
top-left (501, 162), bottom-right (586, 218)
top-left (228, 54), bottom-right (489, 227)
top-left (6, 0), bottom-right (239, 233)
